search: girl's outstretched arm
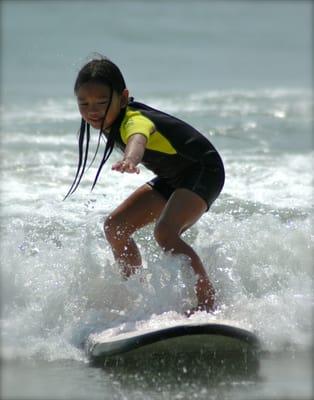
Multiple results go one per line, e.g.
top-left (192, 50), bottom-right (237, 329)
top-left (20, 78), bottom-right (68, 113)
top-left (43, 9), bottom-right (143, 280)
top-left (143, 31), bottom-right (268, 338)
top-left (112, 133), bottom-right (147, 173)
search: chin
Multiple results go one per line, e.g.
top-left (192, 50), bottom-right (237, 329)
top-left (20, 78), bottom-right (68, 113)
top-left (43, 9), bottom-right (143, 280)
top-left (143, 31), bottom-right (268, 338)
top-left (89, 120), bottom-right (103, 129)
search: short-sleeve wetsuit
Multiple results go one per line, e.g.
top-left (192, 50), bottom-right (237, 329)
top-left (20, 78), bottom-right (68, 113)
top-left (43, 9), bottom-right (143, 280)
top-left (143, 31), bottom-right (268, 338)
top-left (109, 98), bottom-right (225, 210)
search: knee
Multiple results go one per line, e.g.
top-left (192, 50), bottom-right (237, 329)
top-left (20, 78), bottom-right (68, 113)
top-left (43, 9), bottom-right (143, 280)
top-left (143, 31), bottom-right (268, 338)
top-left (104, 214), bottom-right (127, 244)
top-left (154, 221), bottom-right (179, 251)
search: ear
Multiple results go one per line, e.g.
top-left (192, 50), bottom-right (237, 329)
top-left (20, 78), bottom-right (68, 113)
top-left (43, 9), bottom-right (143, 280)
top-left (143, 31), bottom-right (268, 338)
top-left (120, 89), bottom-right (129, 108)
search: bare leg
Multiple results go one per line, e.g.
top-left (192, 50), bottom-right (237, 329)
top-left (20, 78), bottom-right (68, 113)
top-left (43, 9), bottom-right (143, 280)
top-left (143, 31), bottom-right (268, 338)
top-left (104, 184), bottom-right (166, 277)
top-left (154, 188), bottom-right (215, 312)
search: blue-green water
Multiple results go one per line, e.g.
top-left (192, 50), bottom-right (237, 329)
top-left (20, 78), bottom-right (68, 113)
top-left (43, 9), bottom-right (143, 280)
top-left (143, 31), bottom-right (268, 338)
top-left (1, 1), bottom-right (313, 399)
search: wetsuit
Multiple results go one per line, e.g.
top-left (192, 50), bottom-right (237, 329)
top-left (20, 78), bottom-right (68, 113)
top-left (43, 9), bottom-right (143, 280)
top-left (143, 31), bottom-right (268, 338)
top-left (110, 99), bottom-right (225, 210)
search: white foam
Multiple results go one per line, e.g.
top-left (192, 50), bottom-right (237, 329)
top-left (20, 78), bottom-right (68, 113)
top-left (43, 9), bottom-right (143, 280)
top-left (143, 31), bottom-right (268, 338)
top-left (223, 152), bottom-right (313, 209)
top-left (1, 99), bottom-right (78, 123)
top-left (1, 193), bottom-right (312, 360)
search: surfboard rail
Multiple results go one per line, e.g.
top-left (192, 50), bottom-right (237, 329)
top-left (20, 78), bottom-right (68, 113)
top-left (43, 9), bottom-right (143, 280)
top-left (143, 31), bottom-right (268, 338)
top-left (86, 320), bottom-right (261, 363)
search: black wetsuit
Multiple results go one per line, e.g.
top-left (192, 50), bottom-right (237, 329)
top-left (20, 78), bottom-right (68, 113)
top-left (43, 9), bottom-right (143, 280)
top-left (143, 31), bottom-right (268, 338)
top-left (110, 99), bottom-right (225, 210)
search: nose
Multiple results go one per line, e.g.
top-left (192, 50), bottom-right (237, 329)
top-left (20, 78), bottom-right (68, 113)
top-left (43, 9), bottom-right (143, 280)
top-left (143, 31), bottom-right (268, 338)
top-left (88, 111), bottom-right (100, 118)
top-left (87, 105), bottom-right (102, 119)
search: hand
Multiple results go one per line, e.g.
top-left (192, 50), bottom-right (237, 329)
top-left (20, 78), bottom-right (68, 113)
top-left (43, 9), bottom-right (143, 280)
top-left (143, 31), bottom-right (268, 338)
top-left (111, 158), bottom-right (140, 174)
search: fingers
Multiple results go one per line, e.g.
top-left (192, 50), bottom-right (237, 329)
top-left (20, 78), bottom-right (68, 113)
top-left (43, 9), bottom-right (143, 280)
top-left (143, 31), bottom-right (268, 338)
top-left (111, 160), bottom-right (140, 174)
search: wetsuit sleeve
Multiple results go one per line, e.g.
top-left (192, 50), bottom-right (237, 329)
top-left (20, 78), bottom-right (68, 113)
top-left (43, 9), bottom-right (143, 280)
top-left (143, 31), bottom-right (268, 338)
top-left (121, 112), bottom-right (156, 144)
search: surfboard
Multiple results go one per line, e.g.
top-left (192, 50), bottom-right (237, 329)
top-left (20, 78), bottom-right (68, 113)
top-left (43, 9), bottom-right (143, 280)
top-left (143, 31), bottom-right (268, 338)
top-left (85, 319), bottom-right (261, 365)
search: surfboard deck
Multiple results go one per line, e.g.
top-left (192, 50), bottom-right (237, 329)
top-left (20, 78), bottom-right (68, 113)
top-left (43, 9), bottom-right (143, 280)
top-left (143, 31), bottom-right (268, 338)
top-left (85, 319), bottom-right (261, 364)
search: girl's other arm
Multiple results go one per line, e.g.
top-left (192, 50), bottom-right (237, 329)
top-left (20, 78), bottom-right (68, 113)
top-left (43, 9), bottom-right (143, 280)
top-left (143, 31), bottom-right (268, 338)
top-left (112, 133), bottom-right (147, 174)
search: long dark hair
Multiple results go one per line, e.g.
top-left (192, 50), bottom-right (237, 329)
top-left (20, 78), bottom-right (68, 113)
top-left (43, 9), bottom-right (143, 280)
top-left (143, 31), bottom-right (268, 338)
top-left (64, 56), bottom-right (126, 199)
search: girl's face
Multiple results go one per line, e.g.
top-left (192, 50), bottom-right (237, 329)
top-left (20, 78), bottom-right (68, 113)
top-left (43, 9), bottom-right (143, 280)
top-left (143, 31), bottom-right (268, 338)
top-left (76, 81), bottom-right (128, 130)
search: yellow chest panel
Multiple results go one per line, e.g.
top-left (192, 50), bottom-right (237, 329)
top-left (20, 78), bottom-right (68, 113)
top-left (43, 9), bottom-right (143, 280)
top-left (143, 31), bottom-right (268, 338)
top-left (120, 108), bottom-right (177, 155)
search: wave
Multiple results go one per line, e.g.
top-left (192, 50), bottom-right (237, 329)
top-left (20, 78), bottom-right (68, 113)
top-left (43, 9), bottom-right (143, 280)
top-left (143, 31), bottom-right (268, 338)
top-left (0, 197), bottom-right (312, 361)
top-left (1, 88), bottom-right (311, 124)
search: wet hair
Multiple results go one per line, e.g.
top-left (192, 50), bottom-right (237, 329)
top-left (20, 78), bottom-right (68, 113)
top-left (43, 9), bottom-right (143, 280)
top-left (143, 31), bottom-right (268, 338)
top-left (64, 56), bottom-right (126, 199)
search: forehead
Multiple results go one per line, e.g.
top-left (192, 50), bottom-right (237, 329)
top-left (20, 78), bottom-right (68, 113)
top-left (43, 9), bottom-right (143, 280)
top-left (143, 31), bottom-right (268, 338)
top-left (76, 81), bottom-right (111, 98)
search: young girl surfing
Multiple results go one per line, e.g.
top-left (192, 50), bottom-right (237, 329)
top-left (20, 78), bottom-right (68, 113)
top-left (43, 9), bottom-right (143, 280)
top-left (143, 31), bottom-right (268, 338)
top-left (65, 56), bottom-right (225, 316)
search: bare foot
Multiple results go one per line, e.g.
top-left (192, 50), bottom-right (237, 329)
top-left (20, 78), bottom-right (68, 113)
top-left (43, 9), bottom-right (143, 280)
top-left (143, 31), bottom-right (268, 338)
top-left (121, 264), bottom-right (141, 279)
top-left (195, 276), bottom-right (215, 309)
top-left (184, 303), bottom-right (215, 318)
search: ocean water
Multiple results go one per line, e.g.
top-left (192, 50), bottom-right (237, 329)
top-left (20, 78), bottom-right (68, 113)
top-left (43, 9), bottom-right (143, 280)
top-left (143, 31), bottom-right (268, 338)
top-left (1, 1), bottom-right (313, 400)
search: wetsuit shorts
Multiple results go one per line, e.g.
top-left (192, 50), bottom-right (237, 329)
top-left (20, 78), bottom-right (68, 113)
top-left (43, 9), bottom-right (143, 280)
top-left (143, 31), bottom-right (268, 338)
top-left (147, 164), bottom-right (225, 211)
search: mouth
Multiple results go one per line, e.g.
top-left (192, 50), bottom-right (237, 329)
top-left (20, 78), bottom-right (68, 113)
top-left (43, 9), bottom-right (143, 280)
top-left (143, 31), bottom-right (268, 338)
top-left (89, 118), bottom-right (104, 126)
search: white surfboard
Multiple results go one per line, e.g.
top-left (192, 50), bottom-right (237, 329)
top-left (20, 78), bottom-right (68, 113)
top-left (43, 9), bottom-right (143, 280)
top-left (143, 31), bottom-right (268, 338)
top-left (85, 319), bottom-right (260, 364)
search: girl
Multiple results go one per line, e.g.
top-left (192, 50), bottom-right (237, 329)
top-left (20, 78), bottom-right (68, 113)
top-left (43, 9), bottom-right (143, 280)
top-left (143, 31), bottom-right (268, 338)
top-left (66, 56), bottom-right (225, 316)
